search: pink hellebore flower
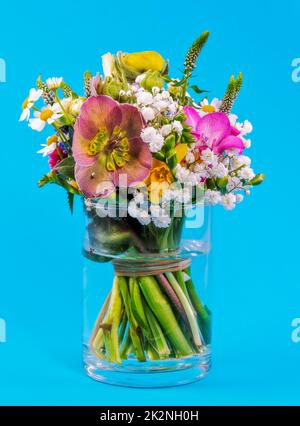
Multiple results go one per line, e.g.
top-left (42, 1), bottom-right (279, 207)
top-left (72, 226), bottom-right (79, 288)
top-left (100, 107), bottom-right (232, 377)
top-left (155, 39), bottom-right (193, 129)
top-left (73, 95), bottom-right (152, 197)
top-left (184, 107), bottom-right (244, 154)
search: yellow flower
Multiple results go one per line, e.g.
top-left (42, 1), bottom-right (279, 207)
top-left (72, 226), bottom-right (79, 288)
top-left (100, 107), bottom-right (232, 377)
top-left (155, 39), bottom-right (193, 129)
top-left (175, 144), bottom-right (188, 163)
top-left (144, 159), bottom-right (173, 203)
top-left (122, 51), bottom-right (165, 73)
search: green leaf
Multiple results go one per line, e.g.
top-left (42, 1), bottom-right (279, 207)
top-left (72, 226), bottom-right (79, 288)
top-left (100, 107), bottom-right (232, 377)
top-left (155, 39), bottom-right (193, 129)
top-left (55, 156), bottom-right (75, 179)
top-left (249, 173), bottom-right (265, 186)
top-left (164, 134), bottom-right (176, 151)
top-left (153, 152), bottom-right (165, 162)
top-left (67, 192), bottom-right (74, 214)
top-left (38, 173), bottom-right (53, 188)
top-left (190, 85), bottom-right (209, 94)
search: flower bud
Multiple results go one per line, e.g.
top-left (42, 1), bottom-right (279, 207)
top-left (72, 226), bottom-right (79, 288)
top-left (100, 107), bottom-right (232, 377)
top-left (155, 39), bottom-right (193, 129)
top-left (70, 98), bottom-right (84, 116)
top-left (102, 77), bottom-right (124, 100)
top-left (101, 53), bottom-right (115, 78)
top-left (119, 51), bottom-right (165, 80)
top-left (140, 70), bottom-right (164, 91)
top-left (123, 51), bottom-right (164, 72)
top-left (216, 176), bottom-right (228, 188)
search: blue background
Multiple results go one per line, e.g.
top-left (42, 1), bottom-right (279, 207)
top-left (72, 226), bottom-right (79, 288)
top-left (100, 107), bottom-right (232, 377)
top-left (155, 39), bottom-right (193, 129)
top-left (0, 0), bottom-right (299, 406)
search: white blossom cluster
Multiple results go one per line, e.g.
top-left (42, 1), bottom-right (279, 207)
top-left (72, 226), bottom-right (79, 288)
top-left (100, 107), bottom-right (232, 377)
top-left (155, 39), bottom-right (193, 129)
top-left (128, 191), bottom-right (172, 228)
top-left (130, 92), bottom-right (256, 212)
top-left (128, 82), bottom-right (183, 153)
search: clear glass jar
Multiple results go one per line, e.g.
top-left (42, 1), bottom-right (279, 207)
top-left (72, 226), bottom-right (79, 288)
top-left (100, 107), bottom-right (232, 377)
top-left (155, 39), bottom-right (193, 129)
top-left (83, 199), bottom-right (211, 387)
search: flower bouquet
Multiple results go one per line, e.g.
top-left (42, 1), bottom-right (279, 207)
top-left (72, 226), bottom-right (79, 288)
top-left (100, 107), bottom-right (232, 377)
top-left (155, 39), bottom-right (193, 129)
top-left (21, 31), bottom-right (264, 387)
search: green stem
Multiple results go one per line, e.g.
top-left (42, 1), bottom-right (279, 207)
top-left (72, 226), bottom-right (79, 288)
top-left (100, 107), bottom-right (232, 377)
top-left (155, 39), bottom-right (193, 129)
top-left (118, 312), bottom-right (127, 344)
top-left (184, 268), bottom-right (209, 324)
top-left (120, 329), bottom-right (132, 359)
top-left (165, 272), bottom-right (203, 349)
top-left (54, 90), bottom-right (73, 124)
top-left (130, 278), bottom-right (149, 331)
top-left (118, 276), bottom-right (146, 362)
top-left (184, 267), bottom-right (211, 344)
top-left (144, 303), bottom-right (170, 358)
top-left (138, 275), bottom-right (193, 357)
top-left (103, 278), bottom-right (123, 364)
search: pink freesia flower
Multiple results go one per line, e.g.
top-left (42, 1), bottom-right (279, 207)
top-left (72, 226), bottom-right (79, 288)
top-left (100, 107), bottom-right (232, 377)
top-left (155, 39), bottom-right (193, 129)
top-left (184, 107), bottom-right (244, 154)
top-left (73, 95), bottom-right (152, 197)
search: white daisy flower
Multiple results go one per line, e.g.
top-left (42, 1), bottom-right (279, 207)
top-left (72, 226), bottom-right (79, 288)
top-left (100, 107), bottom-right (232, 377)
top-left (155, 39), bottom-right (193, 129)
top-left (19, 88), bottom-right (43, 122)
top-left (28, 104), bottom-right (62, 132)
top-left (199, 97), bottom-right (221, 116)
top-left (46, 77), bottom-right (63, 90)
top-left (37, 142), bottom-right (57, 157)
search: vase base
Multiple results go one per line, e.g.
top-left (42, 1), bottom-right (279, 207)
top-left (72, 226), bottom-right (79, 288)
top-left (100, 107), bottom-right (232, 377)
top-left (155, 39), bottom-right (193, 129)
top-left (84, 348), bottom-right (211, 388)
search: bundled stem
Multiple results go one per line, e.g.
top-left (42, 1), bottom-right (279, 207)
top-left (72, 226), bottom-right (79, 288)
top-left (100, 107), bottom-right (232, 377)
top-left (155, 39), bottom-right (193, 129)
top-left (90, 261), bottom-right (210, 363)
top-left (89, 211), bottom-right (210, 364)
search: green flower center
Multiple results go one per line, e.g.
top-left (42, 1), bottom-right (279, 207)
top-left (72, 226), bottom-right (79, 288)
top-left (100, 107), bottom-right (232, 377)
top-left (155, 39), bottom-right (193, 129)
top-left (88, 128), bottom-right (109, 156)
top-left (106, 126), bottom-right (130, 171)
top-left (88, 126), bottom-right (130, 172)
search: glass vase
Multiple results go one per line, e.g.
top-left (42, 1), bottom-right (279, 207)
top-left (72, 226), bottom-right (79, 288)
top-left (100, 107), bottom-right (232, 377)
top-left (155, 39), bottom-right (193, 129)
top-left (83, 199), bottom-right (212, 387)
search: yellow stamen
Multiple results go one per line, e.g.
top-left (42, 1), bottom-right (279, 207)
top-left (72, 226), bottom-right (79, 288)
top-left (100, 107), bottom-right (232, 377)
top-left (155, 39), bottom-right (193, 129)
top-left (47, 135), bottom-right (59, 146)
top-left (202, 105), bottom-right (215, 113)
top-left (22, 98), bottom-right (29, 110)
top-left (40, 109), bottom-right (54, 121)
top-left (88, 128), bottom-right (109, 156)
